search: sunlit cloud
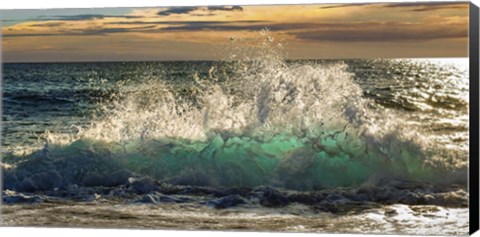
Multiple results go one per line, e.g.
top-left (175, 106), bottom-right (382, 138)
top-left (1, 2), bottom-right (469, 62)
top-left (384, 2), bottom-right (469, 11)
top-left (318, 3), bottom-right (375, 9)
top-left (35, 14), bottom-right (142, 21)
top-left (289, 21), bottom-right (467, 42)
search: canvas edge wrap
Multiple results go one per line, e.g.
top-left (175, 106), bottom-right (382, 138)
top-left (469, 1), bottom-right (480, 235)
top-left (0, 1), bottom-right (476, 234)
top-left (0, 9), bottom-right (4, 225)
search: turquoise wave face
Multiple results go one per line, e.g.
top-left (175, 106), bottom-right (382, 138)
top-left (7, 127), bottom-right (462, 192)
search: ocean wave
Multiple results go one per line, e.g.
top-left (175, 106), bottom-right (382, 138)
top-left (2, 31), bottom-right (468, 196)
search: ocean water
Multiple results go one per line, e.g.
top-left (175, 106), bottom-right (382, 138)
top-left (0, 42), bottom-right (470, 234)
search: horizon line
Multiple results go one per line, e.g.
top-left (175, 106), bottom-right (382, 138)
top-left (1, 56), bottom-right (470, 64)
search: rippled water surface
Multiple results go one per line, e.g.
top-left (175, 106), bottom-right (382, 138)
top-left (1, 51), bottom-right (469, 234)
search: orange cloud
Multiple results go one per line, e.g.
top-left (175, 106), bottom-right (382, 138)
top-left (2, 2), bottom-right (469, 62)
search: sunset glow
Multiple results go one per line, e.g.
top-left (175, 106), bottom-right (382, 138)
top-left (1, 2), bottom-right (469, 62)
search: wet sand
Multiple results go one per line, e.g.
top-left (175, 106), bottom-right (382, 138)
top-left (1, 202), bottom-right (468, 235)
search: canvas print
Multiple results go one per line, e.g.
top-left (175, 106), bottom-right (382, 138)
top-left (0, 1), bottom-right (472, 235)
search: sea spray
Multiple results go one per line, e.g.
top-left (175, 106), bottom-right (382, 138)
top-left (2, 31), bottom-right (468, 191)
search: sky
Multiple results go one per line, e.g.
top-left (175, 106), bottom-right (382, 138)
top-left (1, 1), bottom-right (470, 62)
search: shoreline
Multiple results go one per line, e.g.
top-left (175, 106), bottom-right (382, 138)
top-left (1, 202), bottom-right (468, 235)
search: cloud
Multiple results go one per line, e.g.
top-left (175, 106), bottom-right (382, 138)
top-left (107, 20), bottom-right (266, 25)
top-left (6, 19), bottom-right (466, 43)
top-left (157, 6), bottom-right (242, 16)
top-left (2, 13), bottom-right (143, 27)
top-left (157, 7), bottom-right (198, 16)
top-left (2, 33), bottom-right (62, 37)
top-left (3, 6), bottom-right (469, 43)
top-left (3, 4), bottom-right (469, 61)
top-left (317, 2), bottom-right (468, 11)
top-left (290, 22), bottom-right (467, 42)
top-left (1, 19), bottom-right (24, 26)
top-left (36, 14), bottom-right (141, 21)
top-left (207, 6), bottom-right (243, 11)
top-left (111, 20), bottom-right (268, 33)
top-left (160, 23), bottom-right (264, 31)
top-left (3, 19), bottom-right (273, 39)
top-left (82, 26), bottom-right (156, 34)
top-left (383, 2), bottom-right (468, 11)
top-left (106, 20), bottom-right (270, 32)
top-left (155, 22), bottom-right (324, 32)
top-left (318, 3), bottom-right (373, 9)
top-left (29, 22), bottom-right (65, 27)
top-left (3, 25), bottom-right (156, 37)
